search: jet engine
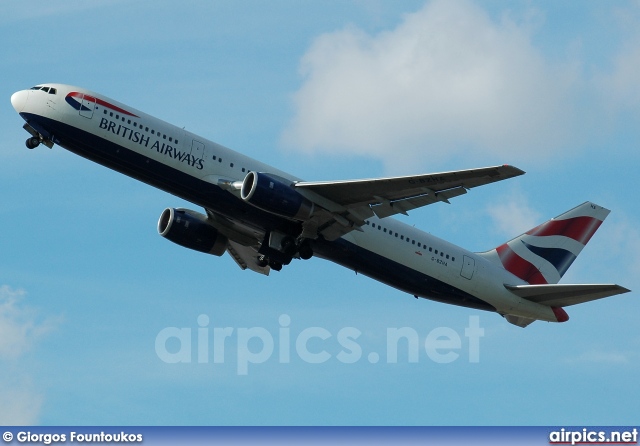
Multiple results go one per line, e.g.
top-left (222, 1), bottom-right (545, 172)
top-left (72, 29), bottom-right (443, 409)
top-left (158, 208), bottom-right (228, 256)
top-left (240, 171), bottom-right (314, 221)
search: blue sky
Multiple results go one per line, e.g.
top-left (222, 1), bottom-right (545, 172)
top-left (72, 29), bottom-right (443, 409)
top-left (1, 0), bottom-right (639, 425)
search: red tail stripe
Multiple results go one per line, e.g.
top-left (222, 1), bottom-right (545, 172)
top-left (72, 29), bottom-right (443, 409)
top-left (496, 244), bottom-right (548, 285)
top-left (526, 216), bottom-right (602, 245)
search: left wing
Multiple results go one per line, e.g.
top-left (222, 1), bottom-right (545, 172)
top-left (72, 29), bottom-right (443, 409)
top-left (203, 208), bottom-right (270, 275)
top-left (294, 165), bottom-right (524, 240)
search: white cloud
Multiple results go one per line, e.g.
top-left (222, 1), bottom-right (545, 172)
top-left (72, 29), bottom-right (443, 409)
top-left (0, 377), bottom-right (43, 425)
top-left (282, 0), bottom-right (579, 170)
top-left (599, 2), bottom-right (640, 113)
top-left (485, 191), bottom-right (541, 239)
top-left (0, 285), bottom-right (57, 359)
top-left (596, 41), bottom-right (640, 115)
top-left (0, 285), bottom-right (61, 424)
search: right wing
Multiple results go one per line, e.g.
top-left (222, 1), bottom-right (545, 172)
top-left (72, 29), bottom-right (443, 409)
top-left (294, 165), bottom-right (525, 240)
top-left (208, 165), bottom-right (525, 272)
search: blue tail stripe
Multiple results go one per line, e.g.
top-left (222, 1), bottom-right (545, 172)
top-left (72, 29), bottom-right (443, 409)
top-left (521, 241), bottom-right (576, 277)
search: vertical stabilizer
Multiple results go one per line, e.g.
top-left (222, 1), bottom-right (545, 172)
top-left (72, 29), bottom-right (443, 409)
top-left (479, 202), bottom-right (609, 285)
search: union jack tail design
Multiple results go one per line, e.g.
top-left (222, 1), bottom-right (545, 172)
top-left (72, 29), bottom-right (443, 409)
top-left (480, 202), bottom-right (610, 285)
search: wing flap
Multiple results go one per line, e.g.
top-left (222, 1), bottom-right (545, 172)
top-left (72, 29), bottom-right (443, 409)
top-left (227, 241), bottom-right (270, 276)
top-left (371, 186), bottom-right (467, 218)
top-left (504, 283), bottom-right (630, 307)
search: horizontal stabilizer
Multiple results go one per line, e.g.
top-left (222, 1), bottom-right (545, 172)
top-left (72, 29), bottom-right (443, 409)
top-left (504, 283), bottom-right (630, 307)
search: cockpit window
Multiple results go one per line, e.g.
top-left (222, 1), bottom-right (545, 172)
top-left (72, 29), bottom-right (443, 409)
top-left (29, 86), bottom-right (56, 94)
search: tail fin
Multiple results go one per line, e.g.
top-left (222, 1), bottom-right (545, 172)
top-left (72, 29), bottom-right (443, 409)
top-left (480, 202), bottom-right (609, 285)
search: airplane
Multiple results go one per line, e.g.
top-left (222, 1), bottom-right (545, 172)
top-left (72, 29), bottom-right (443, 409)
top-left (11, 83), bottom-right (630, 327)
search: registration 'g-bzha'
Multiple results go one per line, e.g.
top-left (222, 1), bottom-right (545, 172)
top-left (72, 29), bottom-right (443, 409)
top-left (11, 84), bottom-right (630, 327)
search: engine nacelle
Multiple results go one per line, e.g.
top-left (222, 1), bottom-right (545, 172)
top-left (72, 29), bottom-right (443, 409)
top-left (240, 171), bottom-right (314, 221)
top-left (158, 208), bottom-right (228, 256)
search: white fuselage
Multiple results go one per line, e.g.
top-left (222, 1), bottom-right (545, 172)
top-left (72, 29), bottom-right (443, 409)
top-left (11, 83), bottom-right (560, 323)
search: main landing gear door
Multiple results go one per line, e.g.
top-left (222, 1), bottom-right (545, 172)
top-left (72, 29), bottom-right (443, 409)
top-left (460, 255), bottom-right (475, 280)
top-left (79, 94), bottom-right (96, 119)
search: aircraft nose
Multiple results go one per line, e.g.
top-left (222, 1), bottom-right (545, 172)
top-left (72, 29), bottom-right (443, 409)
top-left (11, 90), bottom-right (28, 113)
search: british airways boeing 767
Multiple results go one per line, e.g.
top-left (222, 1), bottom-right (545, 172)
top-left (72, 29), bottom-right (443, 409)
top-left (11, 84), bottom-right (630, 327)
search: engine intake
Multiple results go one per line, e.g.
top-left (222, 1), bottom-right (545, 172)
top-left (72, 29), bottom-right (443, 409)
top-left (240, 171), bottom-right (314, 221)
top-left (158, 208), bottom-right (228, 256)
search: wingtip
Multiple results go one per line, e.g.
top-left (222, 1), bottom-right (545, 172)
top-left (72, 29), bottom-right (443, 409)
top-left (617, 285), bottom-right (632, 295)
top-left (502, 164), bottom-right (526, 176)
